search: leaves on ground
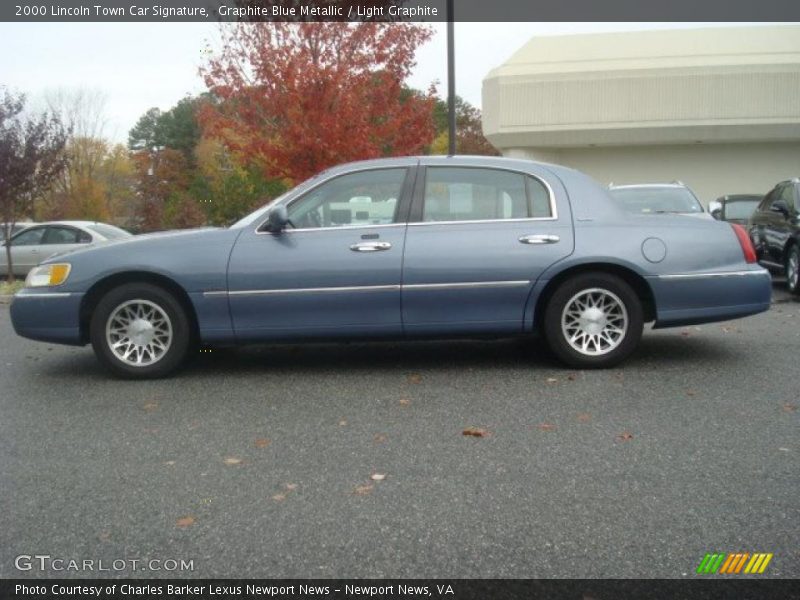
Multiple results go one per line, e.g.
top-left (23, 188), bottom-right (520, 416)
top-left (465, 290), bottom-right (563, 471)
top-left (354, 484), bottom-right (374, 496)
top-left (271, 493), bottom-right (286, 502)
top-left (98, 531), bottom-right (111, 542)
top-left (545, 377), bottom-right (558, 384)
top-left (577, 413), bottom-right (591, 423)
top-left (567, 374), bottom-right (577, 381)
top-left (462, 427), bottom-right (490, 438)
top-left (338, 419), bottom-right (348, 426)
top-left (176, 516), bottom-right (195, 528)
top-left (143, 401), bottom-right (158, 412)
top-left (285, 483), bottom-right (298, 491)
top-left (254, 438), bottom-right (271, 448)
top-left (782, 403), bottom-right (797, 413)
top-left (399, 398), bottom-right (411, 407)
top-left (615, 431), bottom-right (634, 442)
top-left (686, 390), bottom-right (697, 397)
top-left (536, 423), bottom-right (557, 432)
top-left (370, 473), bottom-right (386, 481)
top-left (374, 434), bottom-right (387, 443)
top-left (223, 457), bottom-right (244, 466)
top-left (163, 460), bottom-right (176, 466)
top-left (408, 374), bottom-right (423, 384)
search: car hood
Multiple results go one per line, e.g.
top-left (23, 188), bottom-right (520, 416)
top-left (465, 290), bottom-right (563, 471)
top-left (41, 227), bottom-right (225, 263)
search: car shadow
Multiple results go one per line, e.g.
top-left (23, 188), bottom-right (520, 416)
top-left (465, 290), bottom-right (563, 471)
top-left (36, 330), bottom-right (745, 380)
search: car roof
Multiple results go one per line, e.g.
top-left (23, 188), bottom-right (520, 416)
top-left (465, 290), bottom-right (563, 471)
top-left (608, 183), bottom-right (687, 189)
top-left (25, 221), bottom-right (102, 228)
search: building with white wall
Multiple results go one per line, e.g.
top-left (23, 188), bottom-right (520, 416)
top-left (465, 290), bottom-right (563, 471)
top-left (482, 25), bottom-right (800, 206)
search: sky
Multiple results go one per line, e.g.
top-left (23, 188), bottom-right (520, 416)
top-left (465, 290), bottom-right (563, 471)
top-left (0, 21), bottom-right (783, 144)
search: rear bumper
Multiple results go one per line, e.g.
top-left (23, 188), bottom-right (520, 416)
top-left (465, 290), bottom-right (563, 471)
top-left (9, 290), bottom-right (84, 345)
top-left (650, 268), bottom-right (771, 328)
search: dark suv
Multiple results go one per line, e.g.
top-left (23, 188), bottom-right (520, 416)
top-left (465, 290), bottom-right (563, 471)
top-left (748, 178), bottom-right (800, 294)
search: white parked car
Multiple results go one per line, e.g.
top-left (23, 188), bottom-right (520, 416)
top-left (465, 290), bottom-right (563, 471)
top-left (0, 221), bottom-right (132, 277)
top-left (1, 221), bottom-right (36, 242)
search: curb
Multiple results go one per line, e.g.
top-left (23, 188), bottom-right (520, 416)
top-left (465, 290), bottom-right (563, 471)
top-left (0, 295), bottom-right (14, 305)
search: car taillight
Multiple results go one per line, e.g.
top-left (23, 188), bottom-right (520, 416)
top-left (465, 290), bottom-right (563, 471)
top-left (730, 223), bottom-right (757, 264)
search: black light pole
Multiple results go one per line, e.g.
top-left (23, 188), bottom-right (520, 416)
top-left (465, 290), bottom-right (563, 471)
top-left (446, 0), bottom-right (456, 155)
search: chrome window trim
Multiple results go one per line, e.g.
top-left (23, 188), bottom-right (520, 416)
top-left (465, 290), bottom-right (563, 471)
top-left (256, 222), bottom-right (406, 236)
top-left (204, 280), bottom-right (531, 298)
top-left (657, 270), bottom-right (769, 280)
top-left (415, 166), bottom-right (558, 225)
top-left (253, 166), bottom-right (413, 235)
top-left (408, 216), bottom-right (557, 227)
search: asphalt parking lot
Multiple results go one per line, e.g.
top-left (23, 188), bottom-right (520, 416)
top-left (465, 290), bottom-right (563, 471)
top-left (0, 283), bottom-right (797, 579)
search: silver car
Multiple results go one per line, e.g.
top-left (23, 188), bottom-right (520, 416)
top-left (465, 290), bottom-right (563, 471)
top-left (1, 221), bottom-right (132, 277)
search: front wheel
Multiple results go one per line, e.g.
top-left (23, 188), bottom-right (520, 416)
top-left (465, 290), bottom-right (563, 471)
top-left (543, 273), bottom-right (644, 368)
top-left (90, 283), bottom-right (192, 378)
top-left (786, 245), bottom-right (800, 295)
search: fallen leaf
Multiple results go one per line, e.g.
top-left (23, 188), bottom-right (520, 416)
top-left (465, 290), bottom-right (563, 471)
top-left (143, 402), bottom-right (158, 412)
top-left (98, 531), bottom-right (111, 542)
top-left (686, 390), bottom-right (696, 397)
top-left (399, 398), bottom-right (411, 407)
top-left (176, 516), bottom-right (195, 528)
top-left (271, 493), bottom-right (286, 502)
top-left (285, 483), bottom-right (298, 491)
top-left (254, 438), bottom-right (271, 448)
top-left (163, 460), bottom-right (176, 466)
top-left (408, 374), bottom-right (423, 384)
top-left (782, 404), bottom-right (797, 413)
top-left (374, 434), bottom-right (387, 443)
top-left (354, 484), bottom-right (374, 496)
top-left (370, 473), bottom-right (386, 481)
top-left (462, 427), bottom-right (490, 438)
top-left (223, 457), bottom-right (243, 466)
top-left (546, 377), bottom-right (558, 384)
top-left (537, 423), bottom-right (557, 432)
top-left (338, 419), bottom-right (348, 426)
top-left (577, 413), bottom-right (591, 423)
top-left (567, 374), bottom-right (577, 381)
top-left (615, 431), bottom-right (634, 442)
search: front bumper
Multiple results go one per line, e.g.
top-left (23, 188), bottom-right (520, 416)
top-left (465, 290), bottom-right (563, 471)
top-left (10, 290), bottom-right (85, 345)
top-left (649, 268), bottom-right (772, 328)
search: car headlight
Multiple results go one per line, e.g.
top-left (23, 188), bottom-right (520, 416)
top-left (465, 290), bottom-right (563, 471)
top-left (25, 263), bottom-right (72, 287)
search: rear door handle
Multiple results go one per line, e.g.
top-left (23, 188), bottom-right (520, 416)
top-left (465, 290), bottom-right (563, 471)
top-left (519, 234), bottom-right (560, 245)
top-left (350, 241), bottom-right (392, 252)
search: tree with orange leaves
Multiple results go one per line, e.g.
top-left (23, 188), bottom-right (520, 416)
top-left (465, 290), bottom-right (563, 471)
top-left (200, 23), bottom-right (437, 183)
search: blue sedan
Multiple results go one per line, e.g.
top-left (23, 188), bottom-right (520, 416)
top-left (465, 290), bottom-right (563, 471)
top-left (10, 156), bottom-right (771, 378)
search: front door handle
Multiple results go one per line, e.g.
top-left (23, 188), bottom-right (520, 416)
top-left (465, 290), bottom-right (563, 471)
top-left (350, 241), bottom-right (392, 252)
top-left (519, 234), bottom-right (560, 245)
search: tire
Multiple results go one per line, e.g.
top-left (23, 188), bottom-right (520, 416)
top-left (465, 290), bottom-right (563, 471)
top-left (786, 245), bottom-right (800, 296)
top-left (542, 273), bottom-right (644, 369)
top-left (90, 283), bottom-right (192, 379)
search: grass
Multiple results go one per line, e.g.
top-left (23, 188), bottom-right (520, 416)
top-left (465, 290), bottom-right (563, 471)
top-left (0, 280), bottom-right (25, 296)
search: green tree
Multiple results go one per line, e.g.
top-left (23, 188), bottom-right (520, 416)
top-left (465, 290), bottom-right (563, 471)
top-left (431, 95), bottom-right (498, 156)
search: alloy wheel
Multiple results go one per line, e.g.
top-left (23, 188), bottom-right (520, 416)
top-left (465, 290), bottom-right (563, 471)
top-left (105, 299), bottom-right (173, 367)
top-left (561, 288), bottom-right (629, 356)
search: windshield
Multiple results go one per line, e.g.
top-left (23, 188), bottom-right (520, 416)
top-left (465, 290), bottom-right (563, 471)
top-left (724, 199), bottom-right (760, 220)
top-left (609, 187), bottom-right (704, 214)
top-left (85, 223), bottom-right (132, 240)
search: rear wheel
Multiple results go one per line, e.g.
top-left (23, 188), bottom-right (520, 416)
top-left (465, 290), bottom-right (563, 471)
top-left (786, 245), bottom-right (800, 295)
top-left (90, 283), bottom-right (191, 378)
top-left (543, 273), bottom-right (644, 368)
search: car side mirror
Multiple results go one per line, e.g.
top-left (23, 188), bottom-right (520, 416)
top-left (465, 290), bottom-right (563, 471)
top-left (711, 208), bottom-right (722, 220)
top-left (265, 205), bottom-right (290, 233)
top-left (770, 200), bottom-right (790, 216)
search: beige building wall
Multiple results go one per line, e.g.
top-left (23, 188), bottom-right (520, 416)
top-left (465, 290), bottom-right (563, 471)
top-left (506, 143), bottom-right (800, 205)
top-left (483, 25), bottom-right (800, 207)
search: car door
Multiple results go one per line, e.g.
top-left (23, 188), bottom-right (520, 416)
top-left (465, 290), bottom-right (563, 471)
top-left (401, 162), bottom-right (574, 335)
top-left (226, 165), bottom-right (415, 341)
top-left (40, 225), bottom-right (92, 261)
top-left (4, 226), bottom-right (47, 276)
top-left (757, 184), bottom-right (795, 265)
